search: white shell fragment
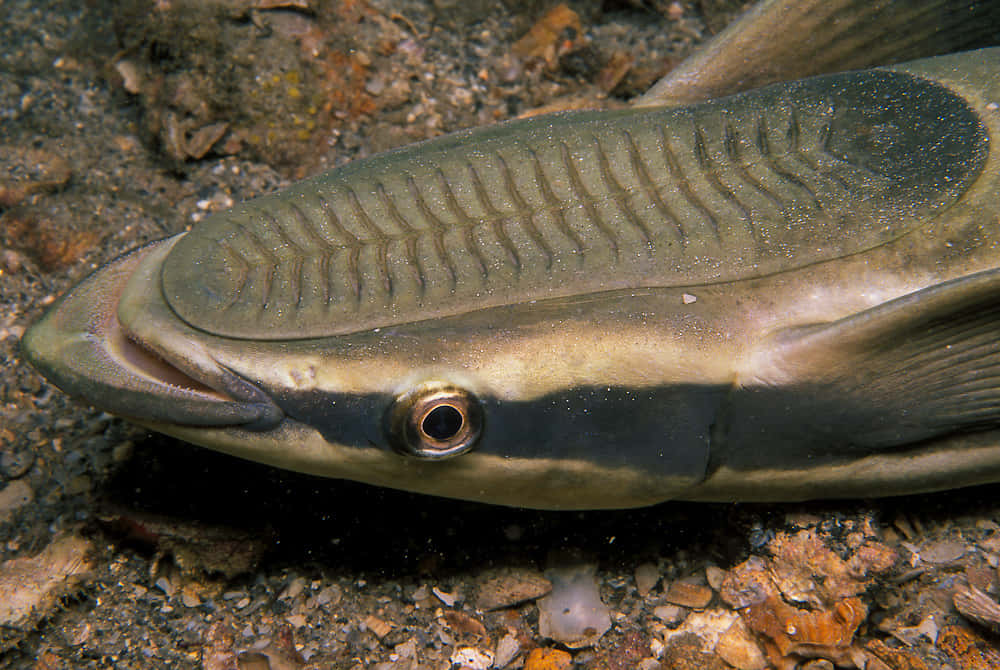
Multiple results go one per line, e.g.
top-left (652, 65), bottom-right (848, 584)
top-left (662, 608), bottom-right (741, 650)
top-left (432, 585), bottom-right (459, 607)
top-left (450, 646), bottom-right (494, 669)
top-left (494, 634), bottom-right (521, 668)
top-left (537, 563), bottom-right (611, 648)
top-left (0, 534), bottom-right (92, 635)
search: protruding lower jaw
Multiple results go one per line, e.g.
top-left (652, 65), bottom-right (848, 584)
top-left (20, 236), bottom-right (282, 429)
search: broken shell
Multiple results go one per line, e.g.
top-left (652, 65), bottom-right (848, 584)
top-left (865, 638), bottom-right (931, 670)
top-left (936, 625), bottom-right (1000, 668)
top-left (511, 4), bottom-right (584, 66)
top-left (450, 646), bottom-right (494, 670)
top-left (954, 583), bottom-right (1000, 632)
top-left (494, 634), bottom-right (521, 668)
top-left (743, 595), bottom-right (867, 657)
top-left (715, 618), bottom-right (767, 670)
top-left (185, 122), bottom-right (229, 160)
top-left (475, 567), bottom-right (551, 610)
top-left (537, 563), bottom-right (611, 648)
top-left (524, 647), bottom-right (572, 670)
top-left (0, 534), bottom-right (92, 652)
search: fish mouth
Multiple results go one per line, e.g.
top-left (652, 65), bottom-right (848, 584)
top-left (21, 236), bottom-right (283, 429)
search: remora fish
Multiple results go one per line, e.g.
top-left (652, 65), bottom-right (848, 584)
top-left (20, 13), bottom-right (1000, 509)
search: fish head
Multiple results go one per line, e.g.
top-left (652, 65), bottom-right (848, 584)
top-left (22, 233), bottom-right (721, 509)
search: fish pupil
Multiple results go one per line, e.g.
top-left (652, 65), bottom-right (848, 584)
top-left (422, 405), bottom-right (464, 441)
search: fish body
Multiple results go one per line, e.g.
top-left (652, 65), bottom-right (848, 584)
top-left (22, 46), bottom-right (1000, 509)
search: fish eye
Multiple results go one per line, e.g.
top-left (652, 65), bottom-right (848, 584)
top-left (386, 383), bottom-right (484, 459)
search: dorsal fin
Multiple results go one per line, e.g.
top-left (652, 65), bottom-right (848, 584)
top-left (636, 0), bottom-right (1000, 107)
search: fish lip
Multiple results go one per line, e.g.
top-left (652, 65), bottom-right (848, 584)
top-left (21, 237), bottom-right (283, 429)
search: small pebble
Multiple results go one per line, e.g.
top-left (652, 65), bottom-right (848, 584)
top-left (705, 566), bottom-right (726, 592)
top-left (442, 610), bottom-right (487, 638)
top-left (114, 60), bottom-right (143, 93)
top-left (650, 637), bottom-right (664, 658)
top-left (365, 75), bottom-right (386, 96)
top-left (0, 480), bottom-right (33, 521)
top-left (394, 638), bottom-right (418, 659)
top-left (0, 449), bottom-right (34, 479)
top-left (67, 622), bottom-right (93, 646)
top-left (524, 648), bottom-right (572, 670)
top-left (664, 580), bottom-right (712, 609)
top-left (316, 584), bottom-right (342, 607)
top-left (155, 577), bottom-right (175, 597)
top-left (450, 646), bottom-right (493, 670)
top-left (285, 614), bottom-right (307, 628)
top-left (634, 562), bottom-right (660, 596)
top-left (494, 634), bottom-right (521, 668)
top-left (363, 615), bottom-right (393, 639)
top-left (432, 585), bottom-right (458, 607)
top-left (280, 577), bottom-right (307, 600)
top-left (653, 604), bottom-right (686, 626)
top-left (715, 619), bottom-right (767, 670)
top-left (181, 585), bottom-right (201, 608)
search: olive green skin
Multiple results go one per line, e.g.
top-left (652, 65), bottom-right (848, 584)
top-left (636, 0), bottom-right (1000, 106)
top-left (22, 48), bottom-right (1000, 509)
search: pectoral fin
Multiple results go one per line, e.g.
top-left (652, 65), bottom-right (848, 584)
top-left (731, 269), bottom-right (1000, 461)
